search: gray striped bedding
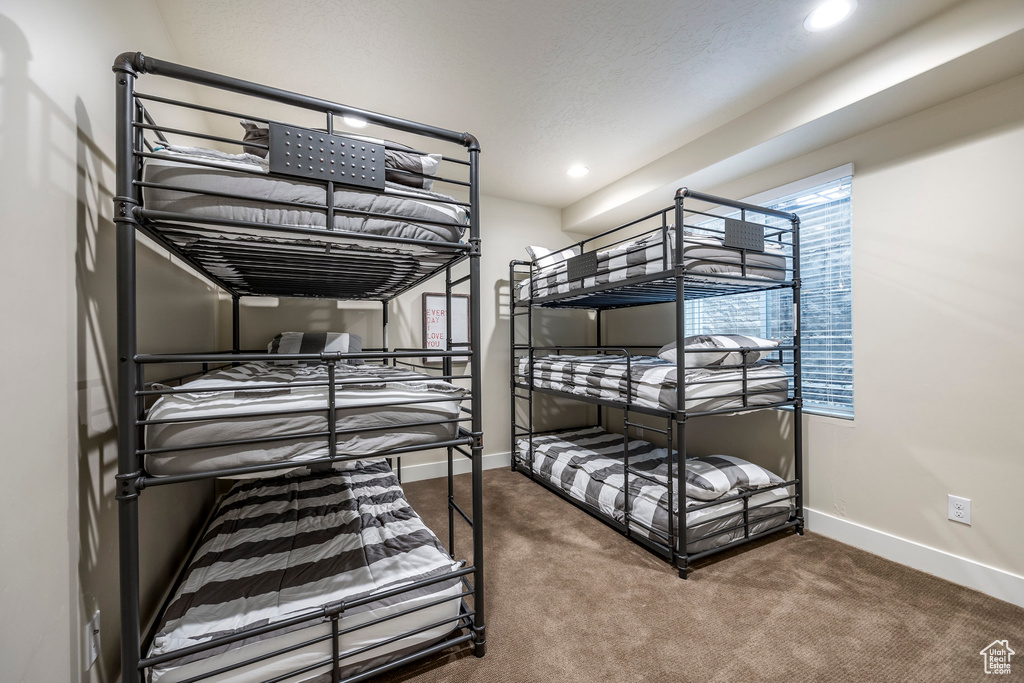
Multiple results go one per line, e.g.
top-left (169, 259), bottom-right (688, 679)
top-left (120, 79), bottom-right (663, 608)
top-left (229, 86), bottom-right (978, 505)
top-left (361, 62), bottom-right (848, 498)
top-left (517, 229), bottom-right (787, 301)
top-left (145, 361), bottom-right (465, 477)
top-left (143, 146), bottom-right (468, 243)
top-left (147, 461), bottom-right (464, 683)
top-left (515, 427), bottom-right (793, 553)
top-left (517, 354), bottom-right (790, 412)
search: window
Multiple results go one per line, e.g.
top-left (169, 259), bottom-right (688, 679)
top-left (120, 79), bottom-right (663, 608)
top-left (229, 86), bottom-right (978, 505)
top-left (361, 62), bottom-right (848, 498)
top-left (684, 169), bottom-right (854, 418)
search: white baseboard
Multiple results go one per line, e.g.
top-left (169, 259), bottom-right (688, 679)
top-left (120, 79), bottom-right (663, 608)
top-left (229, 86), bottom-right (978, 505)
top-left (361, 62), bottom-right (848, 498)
top-left (398, 451), bottom-right (511, 484)
top-left (805, 507), bottom-right (1024, 608)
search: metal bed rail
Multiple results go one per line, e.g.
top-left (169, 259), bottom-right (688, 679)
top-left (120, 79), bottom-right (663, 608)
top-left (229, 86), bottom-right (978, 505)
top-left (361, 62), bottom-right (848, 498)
top-left (138, 559), bottom-right (479, 683)
top-left (510, 343), bottom-right (799, 419)
top-left (512, 194), bottom-right (797, 308)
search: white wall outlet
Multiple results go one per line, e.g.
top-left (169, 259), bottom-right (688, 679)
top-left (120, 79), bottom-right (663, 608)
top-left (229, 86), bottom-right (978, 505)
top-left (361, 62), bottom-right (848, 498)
top-left (85, 610), bottom-right (100, 670)
top-left (948, 494), bottom-right (971, 526)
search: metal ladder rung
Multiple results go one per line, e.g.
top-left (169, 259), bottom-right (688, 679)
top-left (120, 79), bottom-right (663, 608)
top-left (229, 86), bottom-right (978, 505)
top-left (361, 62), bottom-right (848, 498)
top-left (624, 421), bottom-right (669, 435)
top-left (625, 467), bottom-right (664, 485)
top-left (450, 499), bottom-right (473, 527)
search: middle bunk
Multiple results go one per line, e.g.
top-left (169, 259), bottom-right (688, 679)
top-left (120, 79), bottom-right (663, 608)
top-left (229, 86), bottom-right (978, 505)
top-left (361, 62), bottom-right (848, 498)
top-left (510, 188), bottom-right (804, 578)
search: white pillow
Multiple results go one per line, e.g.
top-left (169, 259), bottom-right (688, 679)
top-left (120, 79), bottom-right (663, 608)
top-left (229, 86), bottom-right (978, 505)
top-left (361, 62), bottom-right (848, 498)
top-left (526, 244), bottom-right (582, 268)
top-left (658, 334), bottom-right (779, 368)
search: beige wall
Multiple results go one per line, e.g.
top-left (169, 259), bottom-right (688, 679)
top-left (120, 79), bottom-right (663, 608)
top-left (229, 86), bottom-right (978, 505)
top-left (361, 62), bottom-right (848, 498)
top-left (0, 2), bottom-right (219, 682)
top-left (603, 74), bottom-right (1024, 578)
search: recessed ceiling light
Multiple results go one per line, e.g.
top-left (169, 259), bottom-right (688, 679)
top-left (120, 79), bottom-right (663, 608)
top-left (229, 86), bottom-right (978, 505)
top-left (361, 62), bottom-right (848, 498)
top-left (567, 164), bottom-right (589, 178)
top-left (343, 116), bottom-right (368, 128)
top-left (804, 0), bottom-right (856, 32)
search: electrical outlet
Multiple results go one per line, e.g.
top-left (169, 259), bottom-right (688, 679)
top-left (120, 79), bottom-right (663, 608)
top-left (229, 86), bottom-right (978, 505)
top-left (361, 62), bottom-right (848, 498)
top-left (948, 494), bottom-right (971, 526)
top-left (636, 427), bottom-right (644, 439)
top-left (85, 611), bottom-right (100, 670)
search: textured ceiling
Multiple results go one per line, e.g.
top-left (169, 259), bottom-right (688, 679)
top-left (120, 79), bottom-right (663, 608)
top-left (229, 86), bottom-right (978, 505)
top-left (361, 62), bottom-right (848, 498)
top-left (153, 0), bottom-right (961, 208)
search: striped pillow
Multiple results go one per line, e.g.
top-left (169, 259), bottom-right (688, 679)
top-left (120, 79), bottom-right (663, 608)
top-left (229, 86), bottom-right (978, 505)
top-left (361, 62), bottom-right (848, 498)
top-left (526, 245), bottom-right (582, 268)
top-left (658, 334), bottom-right (778, 368)
top-left (685, 455), bottom-right (785, 501)
top-left (268, 331), bottom-right (363, 365)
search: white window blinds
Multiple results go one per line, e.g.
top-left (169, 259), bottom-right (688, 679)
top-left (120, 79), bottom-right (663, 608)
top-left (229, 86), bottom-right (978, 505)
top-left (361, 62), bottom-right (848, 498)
top-left (685, 174), bottom-right (854, 417)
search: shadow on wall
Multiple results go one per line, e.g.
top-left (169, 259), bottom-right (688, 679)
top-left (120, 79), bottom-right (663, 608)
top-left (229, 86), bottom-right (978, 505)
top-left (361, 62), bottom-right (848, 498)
top-left (498, 275), bottom-right (596, 447)
top-left (0, 14), bottom-right (92, 680)
top-left (72, 82), bottom-right (218, 680)
top-left (75, 98), bottom-right (120, 683)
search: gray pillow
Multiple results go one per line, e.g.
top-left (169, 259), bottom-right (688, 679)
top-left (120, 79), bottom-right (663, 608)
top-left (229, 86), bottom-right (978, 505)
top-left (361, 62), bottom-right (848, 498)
top-left (658, 334), bottom-right (779, 368)
top-left (685, 455), bottom-right (785, 501)
top-left (239, 121), bottom-right (441, 190)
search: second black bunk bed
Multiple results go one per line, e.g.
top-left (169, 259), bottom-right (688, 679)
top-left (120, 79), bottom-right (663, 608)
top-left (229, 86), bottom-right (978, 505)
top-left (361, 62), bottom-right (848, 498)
top-left (113, 53), bottom-right (484, 683)
top-left (510, 189), bottom-right (804, 578)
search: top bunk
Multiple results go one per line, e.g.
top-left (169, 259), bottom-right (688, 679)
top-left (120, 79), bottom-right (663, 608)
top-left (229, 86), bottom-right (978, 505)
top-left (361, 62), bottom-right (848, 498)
top-left (512, 189), bottom-right (799, 309)
top-left (113, 52), bottom-right (479, 301)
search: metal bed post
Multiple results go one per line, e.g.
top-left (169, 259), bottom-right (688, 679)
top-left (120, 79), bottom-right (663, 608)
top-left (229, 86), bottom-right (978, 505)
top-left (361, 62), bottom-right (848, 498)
top-left (382, 300), bottom-right (389, 351)
top-left (467, 139), bottom-right (486, 657)
top-left (445, 266), bottom-right (456, 552)
top-left (113, 53), bottom-right (143, 683)
top-left (674, 189), bottom-right (688, 579)
top-left (231, 294), bottom-right (240, 353)
top-left (509, 262), bottom-right (517, 472)
top-left (527, 268), bottom-right (535, 480)
top-left (792, 214), bottom-right (805, 534)
top-left (596, 309), bottom-right (603, 428)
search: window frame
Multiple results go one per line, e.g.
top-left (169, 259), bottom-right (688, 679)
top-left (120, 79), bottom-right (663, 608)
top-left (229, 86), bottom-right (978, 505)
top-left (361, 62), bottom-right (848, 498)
top-left (690, 164), bottom-right (855, 419)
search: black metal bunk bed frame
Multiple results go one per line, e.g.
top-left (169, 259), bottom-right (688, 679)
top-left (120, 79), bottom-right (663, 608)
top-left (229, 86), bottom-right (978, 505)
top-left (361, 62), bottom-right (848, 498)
top-left (113, 53), bottom-right (484, 682)
top-left (509, 189), bottom-right (804, 578)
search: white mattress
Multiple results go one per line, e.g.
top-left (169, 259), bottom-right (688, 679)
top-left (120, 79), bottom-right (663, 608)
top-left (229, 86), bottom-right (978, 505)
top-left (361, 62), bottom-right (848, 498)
top-left (145, 361), bottom-right (466, 477)
top-left (142, 146), bottom-right (468, 244)
top-left (148, 462), bottom-right (465, 683)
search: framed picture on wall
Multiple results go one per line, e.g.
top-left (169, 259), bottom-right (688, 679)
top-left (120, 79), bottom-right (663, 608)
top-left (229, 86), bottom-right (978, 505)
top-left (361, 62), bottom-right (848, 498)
top-left (422, 293), bottom-right (471, 364)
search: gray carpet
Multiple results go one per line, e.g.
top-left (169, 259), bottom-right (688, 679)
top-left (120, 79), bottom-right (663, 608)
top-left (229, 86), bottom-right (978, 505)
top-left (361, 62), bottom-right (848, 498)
top-left (378, 467), bottom-right (1024, 683)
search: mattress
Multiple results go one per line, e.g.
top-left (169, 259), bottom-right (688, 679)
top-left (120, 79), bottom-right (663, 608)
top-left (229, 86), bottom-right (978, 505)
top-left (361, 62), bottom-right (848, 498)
top-left (142, 146), bottom-right (468, 243)
top-left (517, 228), bottom-right (788, 301)
top-left (518, 354), bottom-right (790, 413)
top-left (145, 361), bottom-right (466, 477)
top-left (515, 427), bottom-right (793, 553)
top-left (147, 461), bottom-right (464, 683)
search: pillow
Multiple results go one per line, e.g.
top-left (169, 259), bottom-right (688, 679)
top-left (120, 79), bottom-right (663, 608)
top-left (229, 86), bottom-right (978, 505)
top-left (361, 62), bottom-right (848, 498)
top-left (684, 455), bottom-right (785, 501)
top-left (525, 245), bottom-right (582, 268)
top-left (239, 122), bottom-right (441, 190)
top-left (267, 331), bottom-right (363, 365)
top-left (657, 334), bottom-right (779, 368)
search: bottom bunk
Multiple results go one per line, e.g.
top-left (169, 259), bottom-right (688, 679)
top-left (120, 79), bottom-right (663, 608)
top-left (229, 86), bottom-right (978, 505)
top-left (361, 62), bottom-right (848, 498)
top-left (514, 426), bottom-right (797, 561)
top-left (145, 460), bottom-right (471, 683)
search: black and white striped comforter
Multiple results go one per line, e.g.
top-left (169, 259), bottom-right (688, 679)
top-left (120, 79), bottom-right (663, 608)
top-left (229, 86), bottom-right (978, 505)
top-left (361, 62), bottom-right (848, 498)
top-left (517, 354), bottom-right (790, 412)
top-left (516, 427), bottom-right (793, 552)
top-left (148, 461), bottom-right (464, 683)
top-left (517, 229), bottom-right (787, 301)
top-left (146, 361), bottom-right (465, 477)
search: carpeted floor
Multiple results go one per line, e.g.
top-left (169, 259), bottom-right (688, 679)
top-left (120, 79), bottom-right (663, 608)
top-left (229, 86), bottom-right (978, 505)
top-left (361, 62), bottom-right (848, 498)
top-left (378, 467), bottom-right (1024, 683)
